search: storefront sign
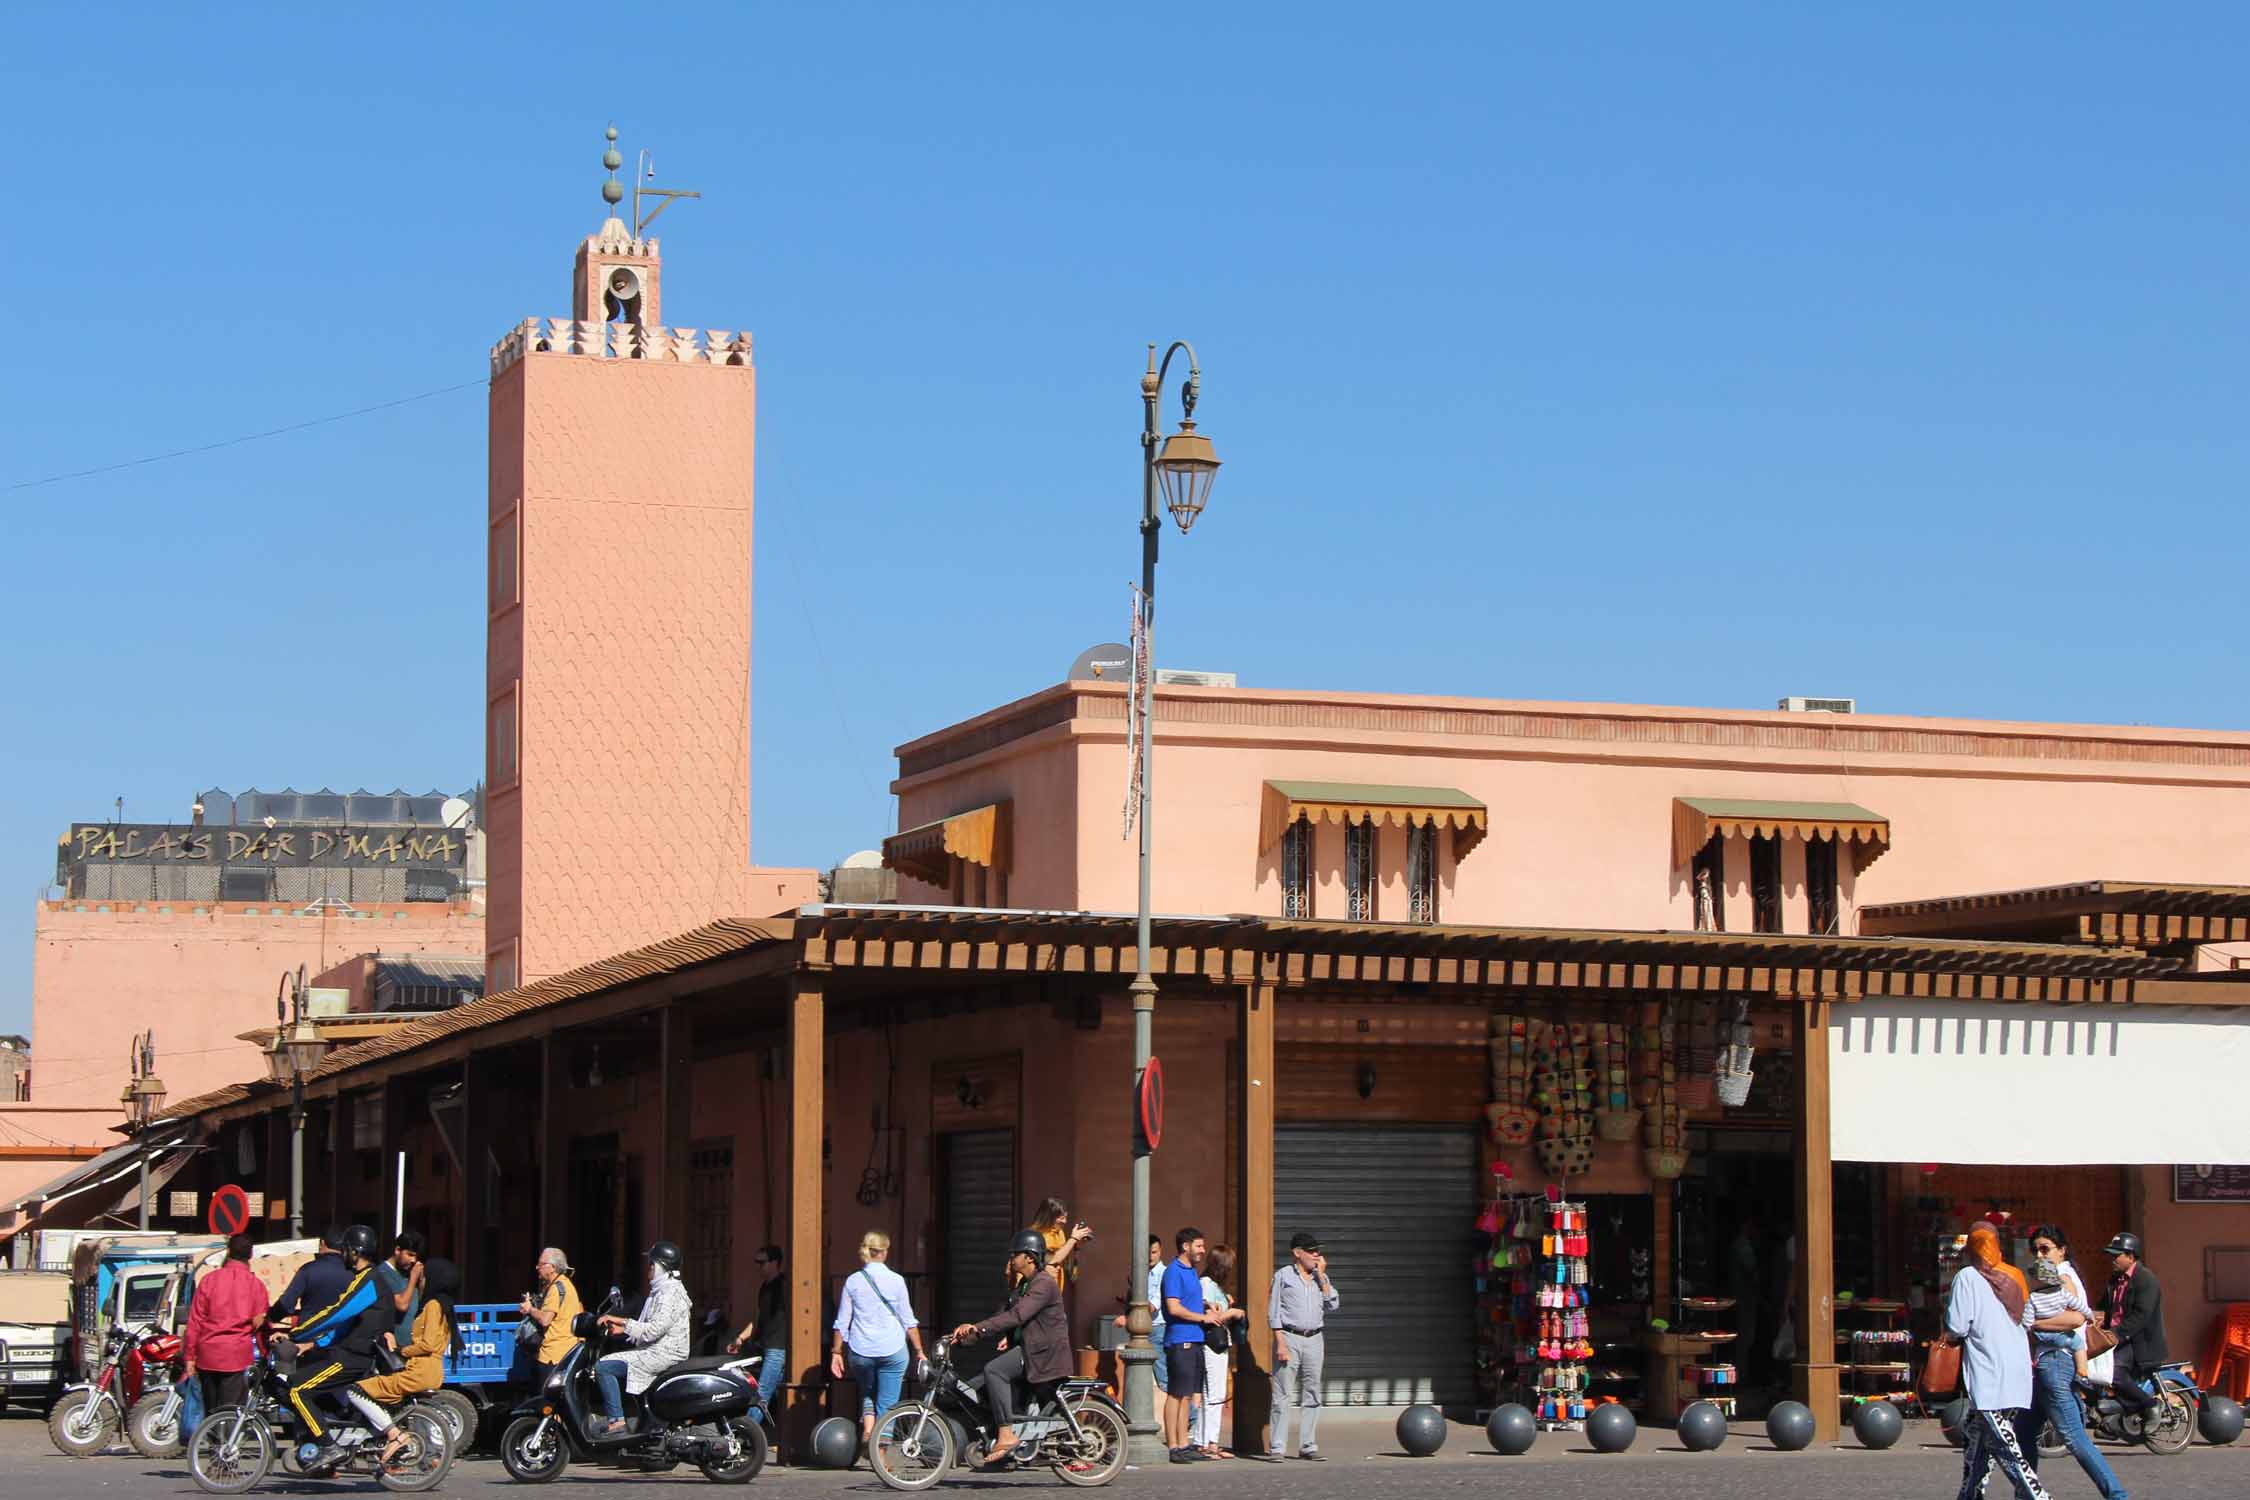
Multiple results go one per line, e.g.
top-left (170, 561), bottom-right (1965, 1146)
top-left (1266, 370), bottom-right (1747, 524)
top-left (61, 822), bottom-right (466, 869)
top-left (2172, 1164), bottom-right (2250, 1203)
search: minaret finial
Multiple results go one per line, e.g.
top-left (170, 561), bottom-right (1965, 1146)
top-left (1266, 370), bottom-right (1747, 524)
top-left (601, 124), bottom-right (625, 214)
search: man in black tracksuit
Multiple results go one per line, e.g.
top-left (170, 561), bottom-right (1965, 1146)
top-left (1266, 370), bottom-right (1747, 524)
top-left (276, 1225), bottom-right (400, 1458)
top-left (2095, 1230), bottom-right (2167, 1414)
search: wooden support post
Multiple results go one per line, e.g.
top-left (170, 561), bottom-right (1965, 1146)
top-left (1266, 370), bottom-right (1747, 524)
top-left (1792, 999), bottom-right (1840, 1440)
top-left (785, 970), bottom-right (826, 1450)
top-left (327, 1096), bottom-right (351, 1229)
top-left (462, 1056), bottom-right (496, 1292)
top-left (1236, 978), bottom-right (1276, 1454)
top-left (380, 1078), bottom-right (409, 1236)
top-left (539, 1033), bottom-right (568, 1251)
top-left (657, 1005), bottom-right (695, 1244)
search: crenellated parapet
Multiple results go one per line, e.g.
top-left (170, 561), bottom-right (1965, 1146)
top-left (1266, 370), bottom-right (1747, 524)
top-left (489, 318), bottom-right (754, 377)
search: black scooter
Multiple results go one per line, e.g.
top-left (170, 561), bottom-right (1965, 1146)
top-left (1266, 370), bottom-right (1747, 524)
top-left (499, 1291), bottom-right (768, 1485)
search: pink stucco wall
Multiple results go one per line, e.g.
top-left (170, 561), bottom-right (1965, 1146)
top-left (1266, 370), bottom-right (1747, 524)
top-left (893, 682), bottom-right (2250, 926)
top-left (487, 342), bottom-right (759, 985)
top-left (21, 901), bottom-right (484, 1124)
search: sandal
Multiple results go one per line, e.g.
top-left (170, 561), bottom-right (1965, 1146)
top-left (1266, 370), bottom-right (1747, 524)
top-left (377, 1429), bottom-right (412, 1467)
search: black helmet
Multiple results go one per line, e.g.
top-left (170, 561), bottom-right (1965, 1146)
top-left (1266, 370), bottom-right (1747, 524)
top-left (645, 1240), bottom-right (683, 1273)
top-left (2103, 1231), bottom-right (2144, 1259)
top-left (339, 1224), bottom-right (379, 1261)
top-left (1008, 1230), bottom-right (1048, 1263)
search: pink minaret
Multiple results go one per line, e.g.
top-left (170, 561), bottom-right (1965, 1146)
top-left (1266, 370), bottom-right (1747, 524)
top-left (483, 128), bottom-right (754, 988)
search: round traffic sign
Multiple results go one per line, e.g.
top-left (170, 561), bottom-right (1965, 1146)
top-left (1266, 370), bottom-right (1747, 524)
top-left (208, 1183), bottom-right (250, 1236)
top-left (1139, 1057), bottom-right (1165, 1151)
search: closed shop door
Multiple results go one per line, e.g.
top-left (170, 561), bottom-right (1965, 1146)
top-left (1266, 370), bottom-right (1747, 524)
top-left (936, 1129), bottom-right (1016, 1334)
top-left (1274, 1124), bottom-right (1478, 1408)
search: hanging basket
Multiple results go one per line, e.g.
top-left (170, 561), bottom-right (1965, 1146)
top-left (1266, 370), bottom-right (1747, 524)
top-left (1716, 1068), bottom-right (1755, 1108)
top-left (1594, 1107), bottom-right (1644, 1143)
top-left (1537, 1137), bottom-right (1595, 1177)
top-left (1676, 1074), bottom-right (1715, 1111)
top-left (1644, 1146), bottom-right (1690, 1180)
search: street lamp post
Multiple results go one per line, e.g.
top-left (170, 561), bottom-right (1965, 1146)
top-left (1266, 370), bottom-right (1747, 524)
top-left (122, 1034), bottom-right (167, 1230)
top-left (1121, 342), bottom-right (1221, 1459)
top-left (267, 965), bottom-right (322, 1239)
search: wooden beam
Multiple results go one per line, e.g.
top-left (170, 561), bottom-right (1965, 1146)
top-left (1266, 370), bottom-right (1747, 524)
top-left (539, 1033), bottom-right (567, 1252)
top-left (1792, 1000), bottom-right (1840, 1440)
top-left (656, 1005), bottom-right (694, 1244)
top-left (785, 970), bottom-right (826, 1443)
top-left (462, 1055), bottom-right (497, 1292)
top-left (1237, 978), bottom-right (1276, 1455)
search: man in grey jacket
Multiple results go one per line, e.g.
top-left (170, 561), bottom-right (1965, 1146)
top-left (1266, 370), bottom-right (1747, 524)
top-left (592, 1241), bottom-right (694, 1435)
top-left (1267, 1230), bottom-right (1340, 1461)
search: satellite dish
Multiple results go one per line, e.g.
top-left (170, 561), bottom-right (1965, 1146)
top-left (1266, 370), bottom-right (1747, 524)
top-left (1068, 641), bottom-right (1133, 683)
top-left (840, 850), bottom-right (882, 870)
top-left (441, 797), bottom-right (472, 828)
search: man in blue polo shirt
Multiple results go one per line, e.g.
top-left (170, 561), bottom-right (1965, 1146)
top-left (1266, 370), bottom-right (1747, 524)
top-left (1161, 1227), bottom-right (1218, 1463)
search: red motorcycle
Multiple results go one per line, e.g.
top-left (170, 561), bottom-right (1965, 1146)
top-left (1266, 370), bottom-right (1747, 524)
top-left (47, 1321), bottom-right (184, 1458)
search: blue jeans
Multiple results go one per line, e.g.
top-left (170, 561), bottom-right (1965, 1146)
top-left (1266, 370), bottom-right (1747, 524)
top-left (1151, 1318), bottom-right (1168, 1392)
top-left (595, 1358), bottom-right (629, 1422)
top-left (2032, 1347), bottom-right (2127, 1500)
top-left (748, 1347), bottom-right (785, 1423)
top-left (848, 1349), bottom-right (909, 1419)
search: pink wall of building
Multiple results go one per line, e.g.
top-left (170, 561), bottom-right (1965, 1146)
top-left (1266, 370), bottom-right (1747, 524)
top-left (893, 682), bottom-right (2250, 928)
top-left (15, 901), bottom-right (484, 1122)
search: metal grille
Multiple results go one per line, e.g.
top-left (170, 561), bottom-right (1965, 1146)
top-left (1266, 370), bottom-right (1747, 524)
top-left (1806, 836), bottom-right (1839, 935)
top-left (1274, 1124), bottom-right (1479, 1407)
top-left (688, 1139), bottom-right (735, 1318)
top-left (1750, 835), bottom-right (1782, 933)
top-left (1407, 824), bottom-right (1438, 924)
top-left (1281, 818), bottom-right (1313, 918)
top-left (936, 1129), bottom-right (1015, 1333)
top-left (1344, 822), bottom-right (1375, 921)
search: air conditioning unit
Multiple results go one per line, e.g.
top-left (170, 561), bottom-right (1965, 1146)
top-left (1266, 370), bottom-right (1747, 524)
top-left (1778, 696), bottom-right (1855, 714)
top-left (1155, 669), bottom-right (1237, 688)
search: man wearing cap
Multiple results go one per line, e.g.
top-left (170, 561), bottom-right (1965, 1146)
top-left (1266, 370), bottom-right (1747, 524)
top-left (1266, 1231), bottom-right (1339, 1461)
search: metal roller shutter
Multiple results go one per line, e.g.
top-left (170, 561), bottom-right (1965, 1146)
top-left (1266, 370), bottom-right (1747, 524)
top-left (1274, 1124), bottom-right (1478, 1408)
top-left (936, 1129), bottom-right (1016, 1333)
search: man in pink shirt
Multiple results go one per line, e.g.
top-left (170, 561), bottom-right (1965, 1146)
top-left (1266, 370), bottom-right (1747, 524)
top-left (185, 1235), bottom-right (266, 1411)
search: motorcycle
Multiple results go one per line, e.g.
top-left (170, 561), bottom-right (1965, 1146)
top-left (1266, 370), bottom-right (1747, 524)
top-left (867, 1335), bottom-right (1127, 1490)
top-left (2039, 1361), bottom-right (2201, 1457)
top-left (498, 1291), bottom-right (768, 1484)
top-left (47, 1320), bottom-right (183, 1458)
top-left (184, 1353), bottom-right (453, 1495)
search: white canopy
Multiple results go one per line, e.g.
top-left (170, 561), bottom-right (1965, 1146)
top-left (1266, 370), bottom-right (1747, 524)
top-left (1830, 1000), bottom-right (2250, 1165)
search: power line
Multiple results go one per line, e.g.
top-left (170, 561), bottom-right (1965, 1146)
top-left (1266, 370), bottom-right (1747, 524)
top-left (8, 378), bottom-right (487, 492)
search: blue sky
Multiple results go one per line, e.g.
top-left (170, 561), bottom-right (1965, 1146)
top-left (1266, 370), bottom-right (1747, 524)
top-left (5, 4), bottom-right (2245, 1034)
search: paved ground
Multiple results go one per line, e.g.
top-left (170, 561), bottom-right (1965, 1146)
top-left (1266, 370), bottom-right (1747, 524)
top-left (3, 1405), bottom-right (2242, 1499)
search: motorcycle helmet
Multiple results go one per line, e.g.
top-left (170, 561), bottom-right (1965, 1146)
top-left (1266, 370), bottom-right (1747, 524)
top-left (1008, 1230), bottom-right (1048, 1263)
top-left (2102, 1231), bottom-right (2144, 1259)
top-left (645, 1240), bottom-right (684, 1273)
top-left (339, 1224), bottom-right (379, 1261)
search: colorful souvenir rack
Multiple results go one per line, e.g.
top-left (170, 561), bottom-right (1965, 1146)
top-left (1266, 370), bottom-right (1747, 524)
top-left (1531, 1192), bottom-right (1594, 1430)
top-left (1678, 1297), bottom-right (1740, 1418)
top-left (1473, 1191), bottom-right (1545, 1413)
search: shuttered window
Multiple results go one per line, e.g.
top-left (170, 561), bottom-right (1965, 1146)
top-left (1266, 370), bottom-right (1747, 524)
top-left (936, 1129), bottom-right (1016, 1335)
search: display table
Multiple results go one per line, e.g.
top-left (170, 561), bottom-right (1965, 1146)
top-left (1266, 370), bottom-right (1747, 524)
top-left (1644, 1328), bottom-right (1728, 1423)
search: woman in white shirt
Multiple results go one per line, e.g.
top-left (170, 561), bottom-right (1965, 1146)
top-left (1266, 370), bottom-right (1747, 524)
top-left (830, 1231), bottom-right (927, 1451)
top-left (1197, 1246), bottom-right (1248, 1457)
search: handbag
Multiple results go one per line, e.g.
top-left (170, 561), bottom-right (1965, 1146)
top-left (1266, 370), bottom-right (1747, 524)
top-left (1921, 1338), bottom-right (1963, 1397)
top-left (2082, 1321), bottom-right (2117, 1358)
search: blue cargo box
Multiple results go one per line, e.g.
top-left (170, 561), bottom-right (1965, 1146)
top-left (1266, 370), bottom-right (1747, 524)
top-left (443, 1303), bottom-right (519, 1386)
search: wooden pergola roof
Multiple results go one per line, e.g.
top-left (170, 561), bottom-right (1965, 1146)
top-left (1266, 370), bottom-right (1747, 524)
top-left (1858, 880), bottom-right (2250, 951)
top-left (161, 903), bottom-right (2249, 1130)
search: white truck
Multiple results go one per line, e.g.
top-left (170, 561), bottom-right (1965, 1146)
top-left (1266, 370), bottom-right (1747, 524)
top-left (0, 1268), bottom-right (75, 1413)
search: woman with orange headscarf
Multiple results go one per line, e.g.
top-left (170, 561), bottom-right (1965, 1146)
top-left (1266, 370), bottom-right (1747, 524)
top-left (1944, 1223), bottom-right (2050, 1500)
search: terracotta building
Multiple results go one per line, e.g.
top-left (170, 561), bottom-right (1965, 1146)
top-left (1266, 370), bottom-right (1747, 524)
top-left (483, 193), bottom-right (815, 991)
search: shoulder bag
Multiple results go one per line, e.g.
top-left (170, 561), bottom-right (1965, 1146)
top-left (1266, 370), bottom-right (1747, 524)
top-left (2082, 1321), bottom-right (2117, 1358)
top-left (1921, 1337), bottom-right (1962, 1398)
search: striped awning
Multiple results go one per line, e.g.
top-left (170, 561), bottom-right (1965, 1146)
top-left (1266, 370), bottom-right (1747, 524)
top-left (1672, 797), bottom-right (1890, 872)
top-left (1260, 781), bottom-right (1489, 860)
top-left (883, 802), bottom-right (1012, 886)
